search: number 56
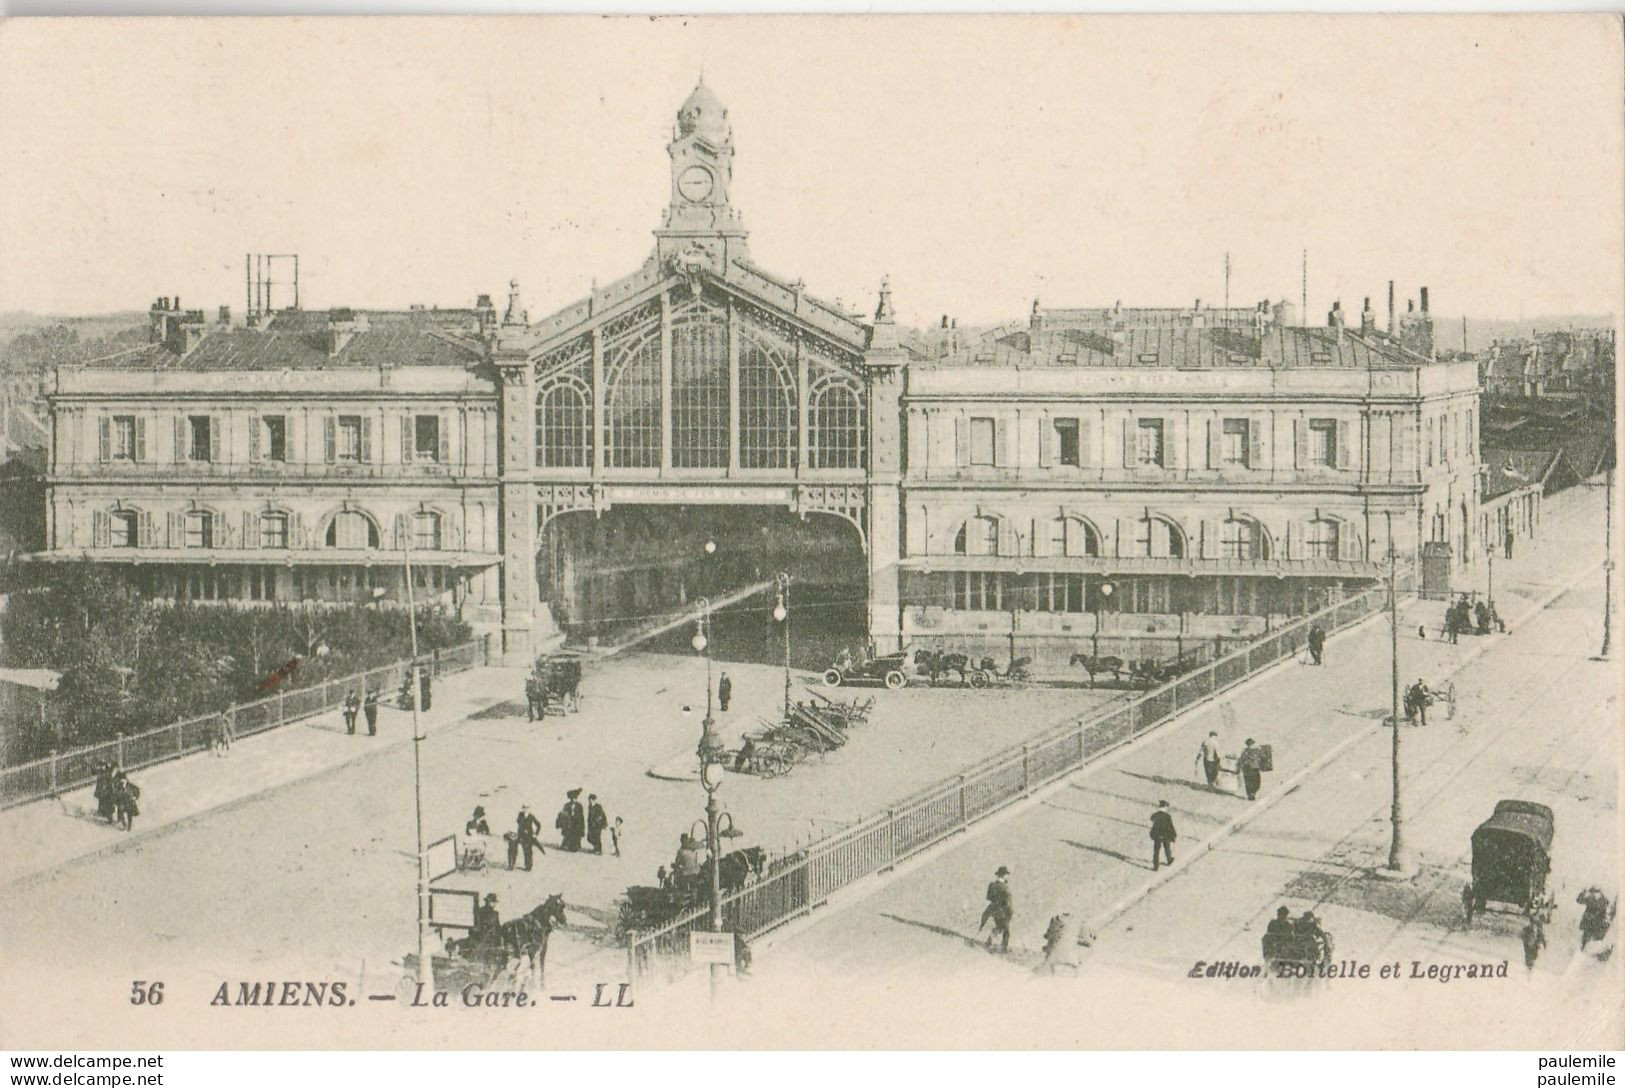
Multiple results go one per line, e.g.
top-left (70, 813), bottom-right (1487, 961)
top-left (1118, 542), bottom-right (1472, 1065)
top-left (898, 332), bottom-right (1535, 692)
top-left (130, 981), bottom-right (164, 1006)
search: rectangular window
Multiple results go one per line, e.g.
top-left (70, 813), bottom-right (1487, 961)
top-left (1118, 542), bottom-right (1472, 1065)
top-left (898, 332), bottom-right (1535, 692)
top-left (1034, 573), bottom-right (1085, 613)
top-left (183, 511), bottom-right (213, 549)
top-left (413, 512), bottom-right (442, 551)
top-left (337, 416), bottom-right (363, 462)
top-left (1053, 418), bottom-right (1080, 467)
top-left (950, 571), bottom-right (1007, 611)
top-left (263, 416), bottom-right (287, 462)
top-left (189, 416), bottom-right (212, 462)
top-left (259, 514), bottom-right (288, 549)
top-left (1308, 419), bottom-right (1337, 467)
top-left (969, 417), bottom-right (995, 466)
top-left (414, 415), bottom-right (441, 462)
top-left (1221, 418), bottom-right (1250, 467)
top-left (1425, 418), bottom-right (1434, 467)
top-left (1136, 419), bottom-right (1164, 467)
top-left (112, 416), bottom-right (136, 460)
top-left (110, 511), bottom-right (137, 547)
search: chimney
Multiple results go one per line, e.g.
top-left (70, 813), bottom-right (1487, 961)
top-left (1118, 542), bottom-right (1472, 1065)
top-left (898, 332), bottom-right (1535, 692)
top-left (475, 293), bottom-right (496, 336)
top-left (1360, 296), bottom-right (1376, 335)
top-left (1328, 300), bottom-right (1344, 328)
top-left (1419, 286), bottom-right (1430, 314)
top-left (1408, 300), bottom-right (1415, 313)
top-left (1387, 281), bottom-right (1395, 335)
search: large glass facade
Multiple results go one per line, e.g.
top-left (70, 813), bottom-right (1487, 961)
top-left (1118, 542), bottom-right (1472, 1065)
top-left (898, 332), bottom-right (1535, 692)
top-left (738, 330), bottom-right (796, 469)
top-left (670, 307), bottom-right (729, 469)
top-left (604, 332), bottom-right (661, 469)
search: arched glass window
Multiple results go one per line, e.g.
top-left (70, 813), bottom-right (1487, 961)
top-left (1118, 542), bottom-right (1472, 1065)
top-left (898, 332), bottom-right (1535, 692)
top-left (809, 378), bottom-right (864, 470)
top-left (1049, 517), bottom-right (1100, 557)
top-left (326, 511), bottom-right (379, 549)
top-left (738, 332), bottom-right (796, 469)
top-left (670, 311), bottom-right (729, 469)
top-left (604, 333), bottom-right (661, 469)
top-left (536, 378), bottom-right (591, 468)
top-left (413, 511), bottom-right (442, 551)
top-left (953, 516), bottom-right (1000, 557)
top-left (1136, 515), bottom-right (1185, 559)
top-left (1307, 518), bottom-right (1340, 559)
top-left (1221, 517), bottom-right (1268, 560)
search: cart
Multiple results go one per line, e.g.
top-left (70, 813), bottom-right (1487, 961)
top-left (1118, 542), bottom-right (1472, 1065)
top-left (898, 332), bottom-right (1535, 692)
top-left (1462, 799), bottom-right (1556, 924)
top-left (527, 653), bottom-right (582, 718)
top-left (967, 655), bottom-right (1033, 688)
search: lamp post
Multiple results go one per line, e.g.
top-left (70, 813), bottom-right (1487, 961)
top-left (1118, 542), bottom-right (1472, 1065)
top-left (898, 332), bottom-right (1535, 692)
top-left (1602, 464), bottom-right (1614, 661)
top-left (691, 597), bottom-right (727, 1001)
top-left (402, 525), bottom-right (432, 990)
top-left (1382, 521), bottom-right (1410, 878)
top-left (773, 572), bottom-right (791, 719)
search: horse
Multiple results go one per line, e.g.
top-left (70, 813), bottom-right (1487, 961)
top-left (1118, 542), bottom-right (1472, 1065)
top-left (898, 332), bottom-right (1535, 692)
top-left (499, 892), bottom-right (568, 990)
top-left (1069, 653), bottom-right (1125, 687)
top-left (524, 674), bottom-right (545, 720)
top-left (718, 846), bottom-right (768, 895)
top-left (914, 648), bottom-right (972, 686)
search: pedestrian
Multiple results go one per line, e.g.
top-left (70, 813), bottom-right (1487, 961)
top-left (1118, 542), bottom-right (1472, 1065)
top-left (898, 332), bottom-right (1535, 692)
top-left (1237, 739), bottom-right (1264, 800)
top-left (718, 672), bottom-right (732, 713)
top-left (343, 690), bottom-right (361, 734)
top-left (363, 688), bottom-right (380, 735)
top-left (1039, 913), bottom-right (1086, 975)
top-left (93, 762), bottom-right (115, 823)
top-left (1505, 527), bottom-right (1515, 560)
top-left (508, 805), bottom-right (542, 870)
top-left (466, 805), bottom-right (490, 837)
top-left (1521, 917), bottom-right (1546, 971)
top-left (113, 770), bottom-right (141, 832)
top-left (980, 866), bottom-right (1014, 954)
top-left (1197, 731), bottom-right (1223, 788)
top-left (586, 794), bottom-right (608, 855)
top-left (1405, 678), bottom-right (1430, 727)
top-left (1307, 625), bottom-right (1325, 666)
top-left (215, 708), bottom-right (235, 755)
top-left (557, 789), bottom-right (585, 851)
top-left (610, 816), bottom-right (624, 858)
top-left (1150, 800), bottom-right (1177, 871)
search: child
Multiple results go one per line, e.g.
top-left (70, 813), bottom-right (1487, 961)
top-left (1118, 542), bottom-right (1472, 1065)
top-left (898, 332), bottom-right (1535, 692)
top-left (610, 816), bottom-right (624, 858)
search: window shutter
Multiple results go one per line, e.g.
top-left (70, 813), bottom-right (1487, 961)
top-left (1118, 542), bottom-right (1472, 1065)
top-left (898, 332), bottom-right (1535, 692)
top-left (904, 509), bottom-right (926, 556)
top-left (209, 417), bottom-right (221, 462)
top-left (243, 511), bottom-right (255, 549)
top-left (1163, 418), bottom-right (1179, 469)
top-left (394, 513), bottom-right (407, 550)
top-left (1037, 415), bottom-right (1051, 467)
top-left (439, 414), bottom-right (450, 464)
top-left (1207, 418), bottom-right (1222, 470)
top-left (1115, 517), bottom-right (1134, 558)
top-left (1077, 418), bottom-right (1091, 467)
top-left (1201, 518), bottom-right (1218, 559)
top-left (324, 418), bottom-right (336, 463)
top-left (93, 510), bottom-right (109, 548)
top-left (1288, 521), bottom-right (1304, 561)
top-left (997, 517), bottom-right (1018, 557)
top-left (289, 512), bottom-right (303, 549)
top-left (1338, 520), bottom-right (1356, 561)
top-left (445, 513), bottom-right (461, 550)
top-left (175, 418), bottom-right (188, 462)
top-left (166, 512), bottom-right (180, 548)
top-left (137, 511), bottom-right (152, 548)
top-left (1033, 517), bottom-right (1051, 557)
top-left (954, 417), bottom-right (969, 467)
top-left (134, 417), bottom-right (147, 463)
top-left (1336, 421), bottom-right (1351, 469)
top-left (994, 418), bottom-right (1011, 467)
top-left (361, 418), bottom-right (373, 464)
top-left (97, 417), bottom-right (110, 462)
top-left (248, 415), bottom-right (260, 462)
top-left (1124, 419), bottom-right (1138, 467)
top-left (287, 415), bottom-right (300, 463)
top-left (1294, 418), bottom-right (1308, 469)
top-left (401, 414), bottom-right (414, 463)
top-left (1249, 417), bottom-right (1265, 469)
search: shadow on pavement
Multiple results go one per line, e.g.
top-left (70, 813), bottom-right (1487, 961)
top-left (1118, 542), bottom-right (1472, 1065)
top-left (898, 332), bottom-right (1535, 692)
top-left (1282, 863), bottom-right (1467, 930)
top-left (1061, 839), bottom-right (1148, 869)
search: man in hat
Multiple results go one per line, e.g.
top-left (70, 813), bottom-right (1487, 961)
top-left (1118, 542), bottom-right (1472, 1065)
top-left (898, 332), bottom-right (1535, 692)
top-left (1297, 911), bottom-right (1330, 964)
top-left (1150, 801), bottom-right (1177, 871)
top-left (1237, 739), bottom-right (1264, 800)
top-left (1197, 731), bottom-right (1223, 788)
top-left (508, 805), bottom-right (542, 871)
top-left (557, 790), bottom-right (585, 851)
top-left (343, 690), bottom-right (361, 735)
top-left (473, 893), bottom-right (501, 943)
top-left (980, 866), bottom-right (1014, 954)
top-left (1307, 624), bottom-right (1326, 666)
top-left (1265, 906), bottom-right (1295, 941)
top-left (718, 672), bottom-right (732, 713)
top-left (363, 688), bottom-right (380, 736)
top-left (586, 794), bottom-right (609, 855)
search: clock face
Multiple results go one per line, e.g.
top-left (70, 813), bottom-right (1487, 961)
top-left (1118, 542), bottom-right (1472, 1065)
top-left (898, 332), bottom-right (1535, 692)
top-left (678, 165), bottom-right (714, 202)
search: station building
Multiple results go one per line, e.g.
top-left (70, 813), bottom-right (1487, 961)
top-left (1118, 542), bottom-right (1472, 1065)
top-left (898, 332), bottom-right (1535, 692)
top-left (40, 82), bottom-right (1483, 667)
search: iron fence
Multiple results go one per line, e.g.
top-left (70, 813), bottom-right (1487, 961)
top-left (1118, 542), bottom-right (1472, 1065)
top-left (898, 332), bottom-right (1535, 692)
top-left (0, 637), bottom-right (491, 809)
top-left (627, 574), bottom-right (1412, 986)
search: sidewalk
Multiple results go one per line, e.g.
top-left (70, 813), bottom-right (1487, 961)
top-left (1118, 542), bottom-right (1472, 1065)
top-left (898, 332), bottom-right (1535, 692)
top-left (0, 663), bottom-right (524, 888)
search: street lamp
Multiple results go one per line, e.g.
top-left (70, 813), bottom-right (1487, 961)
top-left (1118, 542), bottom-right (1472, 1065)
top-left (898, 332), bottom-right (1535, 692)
top-left (692, 598), bottom-right (728, 1002)
top-left (401, 525), bottom-right (433, 990)
top-left (1601, 464), bottom-right (1614, 661)
top-left (1381, 517), bottom-right (1411, 878)
top-left (773, 572), bottom-right (791, 719)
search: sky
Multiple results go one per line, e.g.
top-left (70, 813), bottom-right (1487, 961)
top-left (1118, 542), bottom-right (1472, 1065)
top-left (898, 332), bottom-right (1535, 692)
top-left (1, 15), bottom-right (1621, 328)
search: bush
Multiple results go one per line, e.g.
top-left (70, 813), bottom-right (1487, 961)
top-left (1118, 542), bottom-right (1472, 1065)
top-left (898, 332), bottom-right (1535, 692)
top-left (1, 564), bottom-right (472, 762)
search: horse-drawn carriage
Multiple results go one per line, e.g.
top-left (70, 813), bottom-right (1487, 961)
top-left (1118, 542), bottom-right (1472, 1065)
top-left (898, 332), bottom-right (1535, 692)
top-left (526, 653), bottom-right (582, 719)
top-left (823, 647), bottom-right (910, 690)
top-left (914, 649), bottom-right (1032, 688)
top-left (1463, 800), bottom-right (1556, 924)
top-left (399, 893), bottom-right (567, 998)
top-left (617, 847), bottom-right (767, 936)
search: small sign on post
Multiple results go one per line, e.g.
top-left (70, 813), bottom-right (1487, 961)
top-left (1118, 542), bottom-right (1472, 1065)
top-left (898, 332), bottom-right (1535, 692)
top-left (689, 931), bottom-right (734, 966)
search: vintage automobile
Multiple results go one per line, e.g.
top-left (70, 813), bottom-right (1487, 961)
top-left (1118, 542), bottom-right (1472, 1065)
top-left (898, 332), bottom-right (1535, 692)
top-left (823, 648), bottom-right (910, 690)
top-left (1463, 799), bottom-right (1556, 924)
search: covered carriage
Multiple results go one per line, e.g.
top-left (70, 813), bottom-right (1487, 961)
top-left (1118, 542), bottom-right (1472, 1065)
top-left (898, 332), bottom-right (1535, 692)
top-left (1463, 799), bottom-right (1555, 923)
top-left (526, 653), bottom-right (582, 719)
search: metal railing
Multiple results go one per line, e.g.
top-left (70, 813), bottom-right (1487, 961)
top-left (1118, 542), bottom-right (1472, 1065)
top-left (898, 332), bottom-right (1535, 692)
top-left (626, 573), bottom-right (1412, 987)
top-left (0, 637), bottom-right (491, 810)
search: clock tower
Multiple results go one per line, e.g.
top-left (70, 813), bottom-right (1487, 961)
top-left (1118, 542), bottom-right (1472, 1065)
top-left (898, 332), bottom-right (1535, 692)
top-left (654, 79), bottom-right (749, 267)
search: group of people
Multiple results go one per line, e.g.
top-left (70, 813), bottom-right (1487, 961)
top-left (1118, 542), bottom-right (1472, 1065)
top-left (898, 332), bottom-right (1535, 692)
top-left (91, 762), bottom-right (142, 832)
top-left (1441, 594), bottom-right (1504, 643)
top-left (1195, 731), bottom-right (1271, 800)
top-left (478, 792), bottom-right (619, 873)
top-left (1263, 906), bottom-right (1333, 965)
top-left (341, 689), bottom-right (382, 736)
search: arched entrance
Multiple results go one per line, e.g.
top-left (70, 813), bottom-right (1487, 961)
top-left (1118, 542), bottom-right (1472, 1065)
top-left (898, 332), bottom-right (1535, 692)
top-left (537, 504), bottom-right (867, 664)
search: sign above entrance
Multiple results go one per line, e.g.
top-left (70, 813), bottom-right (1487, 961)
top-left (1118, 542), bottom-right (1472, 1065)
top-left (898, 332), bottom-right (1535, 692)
top-left (605, 484), bottom-right (794, 506)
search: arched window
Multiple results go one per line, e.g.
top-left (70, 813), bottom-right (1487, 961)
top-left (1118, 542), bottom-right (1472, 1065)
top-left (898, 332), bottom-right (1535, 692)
top-left (953, 516), bottom-right (1000, 557)
top-left (1048, 517), bottom-right (1100, 557)
top-left (1221, 517), bottom-right (1269, 560)
top-left (1306, 518), bottom-right (1341, 559)
top-left (110, 510), bottom-right (139, 547)
top-left (670, 309), bottom-right (729, 469)
top-left (536, 378), bottom-right (591, 468)
top-left (604, 333), bottom-right (661, 469)
top-left (738, 332), bottom-right (796, 469)
top-left (413, 511), bottom-right (442, 551)
top-left (326, 511), bottom-right (379, 549)
top-left (808, 378), bottom-right (864, 470)
top-left (1136, 515), bottom-right (1185, 559)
